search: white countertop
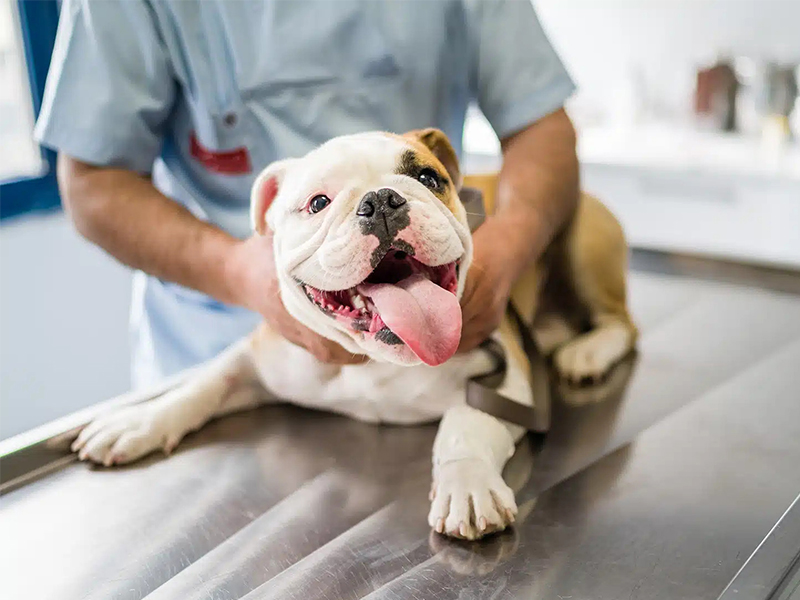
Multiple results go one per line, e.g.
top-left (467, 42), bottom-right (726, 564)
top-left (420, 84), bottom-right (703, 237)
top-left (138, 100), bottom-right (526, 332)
top-left (578, 123), bottom-right (800, 183)
top-left (462, 121), bottom-right (800, 271)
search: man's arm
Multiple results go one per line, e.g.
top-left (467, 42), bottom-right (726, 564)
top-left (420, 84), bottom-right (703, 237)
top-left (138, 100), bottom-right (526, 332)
top-left (458, 108), bottom-right (579, 352)
top-left (58, 156), bottom-right (364, 364)
top-left (493, 107), bottom-right (579, 273)
top-left (59, 157), bottom-right (241, 305)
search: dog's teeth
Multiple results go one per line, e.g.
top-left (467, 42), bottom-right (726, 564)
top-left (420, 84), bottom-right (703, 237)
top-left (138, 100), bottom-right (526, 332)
top-left (352, 295), bottom-right (366, 311)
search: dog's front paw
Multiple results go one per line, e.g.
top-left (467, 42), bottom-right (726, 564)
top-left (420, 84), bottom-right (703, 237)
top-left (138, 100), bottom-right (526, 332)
top-left (428, 458), bottom-right (517, 540)
top-left (71, 404), bottom-right (183, 467)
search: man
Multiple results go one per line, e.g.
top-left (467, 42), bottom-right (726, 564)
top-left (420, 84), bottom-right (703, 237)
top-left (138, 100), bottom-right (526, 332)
top-left (36, 0), bottom-right (579, 388)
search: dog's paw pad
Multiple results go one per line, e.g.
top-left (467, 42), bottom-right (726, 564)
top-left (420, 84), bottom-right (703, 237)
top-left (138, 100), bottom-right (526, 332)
top-left (428, 459), bottom-right (517, 541)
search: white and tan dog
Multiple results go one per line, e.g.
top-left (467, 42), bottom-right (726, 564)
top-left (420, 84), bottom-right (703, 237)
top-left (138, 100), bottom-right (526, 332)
top-left (72, 129), bottom-right (636, 540)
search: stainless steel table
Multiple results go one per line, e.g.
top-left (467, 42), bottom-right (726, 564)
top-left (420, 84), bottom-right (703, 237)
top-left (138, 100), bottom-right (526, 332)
top-left (2, 251), bottom-right (800, 600)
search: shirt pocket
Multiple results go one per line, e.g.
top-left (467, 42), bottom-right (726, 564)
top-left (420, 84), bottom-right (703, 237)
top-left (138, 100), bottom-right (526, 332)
top-left (171, 0), bottom-right (406, 212)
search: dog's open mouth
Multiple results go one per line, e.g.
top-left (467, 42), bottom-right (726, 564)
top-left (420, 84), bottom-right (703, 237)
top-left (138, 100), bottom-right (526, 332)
top-left (302, 249), bottom-right (462, 365)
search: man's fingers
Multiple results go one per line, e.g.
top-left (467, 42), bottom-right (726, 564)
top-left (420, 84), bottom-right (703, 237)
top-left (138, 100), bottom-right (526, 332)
top-left (308, 337), bottom-right (367, 365)
top-left (457, 327), bottom-right (489, 353)
top-left (271, 310), bottom-right (367, 364)
top-left (457, 336), bottom-right (483, 354)
top-left (319, 342), bottom-right (368, 365)
top-left (336, 351), bottom-right (369, 365)
top-left (457, 311), bottom-right (502, 354)
top-left (459, 296), bottom-right (481, 323)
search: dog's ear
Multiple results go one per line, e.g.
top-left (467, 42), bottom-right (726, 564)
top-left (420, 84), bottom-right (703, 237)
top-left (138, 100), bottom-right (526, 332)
top-left (404, 128), bottom-right (462, 190)
top-left (250, 159), bottom-right (295, 235)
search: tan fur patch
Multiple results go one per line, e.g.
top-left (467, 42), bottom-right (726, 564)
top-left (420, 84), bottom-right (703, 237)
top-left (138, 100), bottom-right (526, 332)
top-left (462, 173), bottom-right (498, 216)
top-left (390, 131), bottom-right (462, 216)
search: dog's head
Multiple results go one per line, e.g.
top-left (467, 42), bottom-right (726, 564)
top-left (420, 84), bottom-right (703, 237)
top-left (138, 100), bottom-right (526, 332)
top-left (251, 129), bottom-right (472, 367)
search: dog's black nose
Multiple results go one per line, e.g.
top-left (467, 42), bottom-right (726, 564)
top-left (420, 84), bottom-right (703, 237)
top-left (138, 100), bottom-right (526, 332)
top-left (357, 188), bottom-right (410, 249)
top-left (357, 188), bottom-right (406, 218)
top-left (356, 195), bottom-right (375, 217)
top-left (380, 187), bottom-right (407, 209)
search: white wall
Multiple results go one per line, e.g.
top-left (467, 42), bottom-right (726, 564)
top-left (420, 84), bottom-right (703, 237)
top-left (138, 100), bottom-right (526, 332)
top-left (534, 0), bottom-right (800, 124)
top-left (0, 213), bottom-right (132, 439)
top-left (467, 0), bottom-right (800, 153)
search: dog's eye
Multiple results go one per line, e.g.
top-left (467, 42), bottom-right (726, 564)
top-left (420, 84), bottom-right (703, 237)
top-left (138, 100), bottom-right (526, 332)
top-left (308, 194), bottom-right (331, 214)
top-left (417, 169), bottom-right (440, 190)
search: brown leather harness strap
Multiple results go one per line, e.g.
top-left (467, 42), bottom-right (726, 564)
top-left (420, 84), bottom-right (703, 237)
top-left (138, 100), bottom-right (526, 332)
top-left (459, 186), bottom-right (551, 432)
top-left (466, 305), bottom-right (551, 432)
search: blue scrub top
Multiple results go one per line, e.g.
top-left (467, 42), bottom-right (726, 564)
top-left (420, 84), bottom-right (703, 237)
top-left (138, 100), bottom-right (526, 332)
top-left (35, 0), bottom-right (575, 388)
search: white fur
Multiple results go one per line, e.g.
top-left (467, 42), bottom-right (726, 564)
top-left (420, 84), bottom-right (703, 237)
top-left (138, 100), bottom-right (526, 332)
top-left (72, 132), bottom-right (612, 541)
top-left (264, 133), bottom-right (472, 363)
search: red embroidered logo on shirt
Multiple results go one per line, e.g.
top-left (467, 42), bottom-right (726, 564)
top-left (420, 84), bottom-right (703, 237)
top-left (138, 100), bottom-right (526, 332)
top-left (189, 132), bottom-right (252, 175)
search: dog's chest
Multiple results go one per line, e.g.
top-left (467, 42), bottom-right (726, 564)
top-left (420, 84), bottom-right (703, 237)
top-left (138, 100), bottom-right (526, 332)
top-left (251, 336), bottom-right (494, 424)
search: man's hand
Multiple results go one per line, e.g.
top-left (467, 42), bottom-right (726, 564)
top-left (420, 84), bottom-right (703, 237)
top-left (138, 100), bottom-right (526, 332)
top-left (226, 233), bottom-right (366, 365)
top-left (58, 157), bottom-right (364, 366)
top-left (458, 219), bottom-right (517, 353)
top-left (457, 108), bottom-right (580, 353)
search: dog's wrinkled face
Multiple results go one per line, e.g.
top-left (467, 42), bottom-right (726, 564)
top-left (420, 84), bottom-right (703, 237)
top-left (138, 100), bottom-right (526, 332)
top-left (251, 129), bottom-right (473, 366)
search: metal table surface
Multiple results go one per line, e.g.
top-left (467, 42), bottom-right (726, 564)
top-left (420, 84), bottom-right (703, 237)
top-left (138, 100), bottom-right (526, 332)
top-left (2, 251), bottom-right (800, 600)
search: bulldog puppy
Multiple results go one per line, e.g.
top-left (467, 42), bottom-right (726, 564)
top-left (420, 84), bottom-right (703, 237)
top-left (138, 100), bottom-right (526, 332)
top-left (72, 129), bottom-right (637, 540)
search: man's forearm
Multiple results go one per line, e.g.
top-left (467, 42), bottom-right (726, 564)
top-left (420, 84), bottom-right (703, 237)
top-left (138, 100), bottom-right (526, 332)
top-left (58, 155), bottom-right (246, 306)
top-left (489, 108), bottom-right (580, 275)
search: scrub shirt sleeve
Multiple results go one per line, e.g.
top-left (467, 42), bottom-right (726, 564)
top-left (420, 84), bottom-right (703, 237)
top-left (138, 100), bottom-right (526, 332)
top-left (466, 0), bottom-right (576, 140)
top-left (34, 0), bottom-right (175, 174)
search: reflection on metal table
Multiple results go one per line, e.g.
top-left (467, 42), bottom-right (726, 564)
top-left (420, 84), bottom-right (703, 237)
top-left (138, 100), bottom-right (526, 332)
top-left (2, 250), bottom-right (800, 600)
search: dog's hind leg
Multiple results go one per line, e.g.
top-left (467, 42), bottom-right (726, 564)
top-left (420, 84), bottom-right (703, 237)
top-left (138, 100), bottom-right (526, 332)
top-left (72, 333), bottom-right (269, 466)
top-left (553, 193), bottom-right (638, 384)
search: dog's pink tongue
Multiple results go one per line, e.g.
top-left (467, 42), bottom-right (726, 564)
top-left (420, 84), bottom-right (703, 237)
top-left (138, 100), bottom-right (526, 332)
top-left (358, 274), bottom-right (461, 366)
